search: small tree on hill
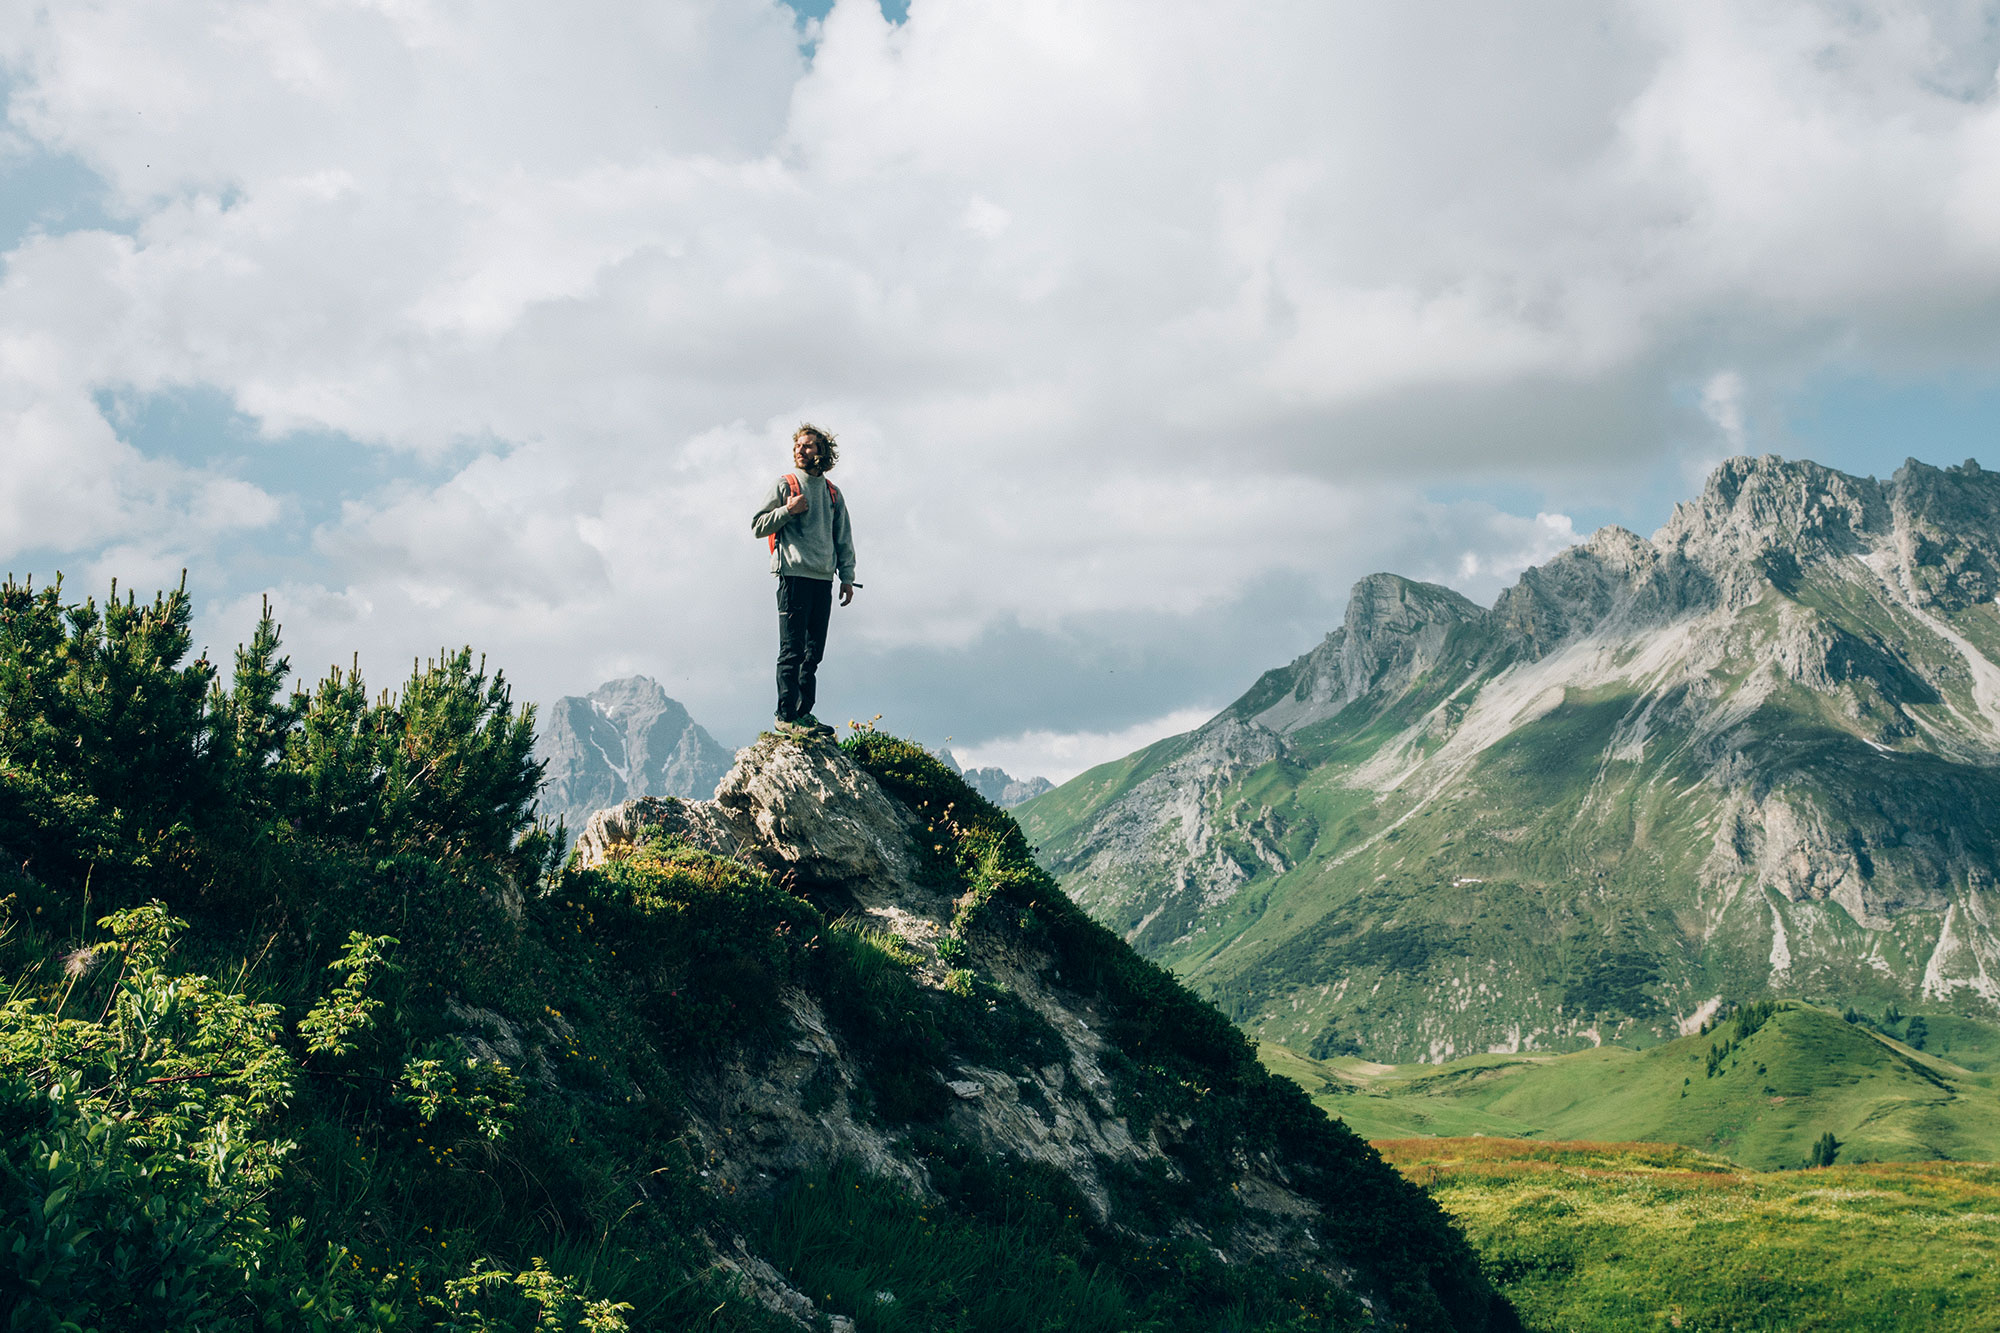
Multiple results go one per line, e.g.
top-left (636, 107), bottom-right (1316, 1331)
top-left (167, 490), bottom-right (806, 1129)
top-left (1904, 1015), bottom-right (1928, 1051)
top-left (1809, 1130), bottom-right (1841, 1168)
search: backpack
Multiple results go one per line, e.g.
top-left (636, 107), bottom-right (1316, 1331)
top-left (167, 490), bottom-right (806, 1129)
top-left (767, 472), bottom-right (840, 552)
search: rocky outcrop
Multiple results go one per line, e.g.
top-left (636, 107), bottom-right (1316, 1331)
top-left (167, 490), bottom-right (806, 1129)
top-left (572, 734), bottom-right (1508, 1328)
top-left (577, 737), bottom-right (1199, 1226)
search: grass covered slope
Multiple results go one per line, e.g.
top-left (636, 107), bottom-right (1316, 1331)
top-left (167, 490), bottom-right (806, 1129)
top-left (806, 732), bottom-right (1520, 1331)
top-left (1264, 1003), bottom-right (2000, 1170)
top-left (0, 576), bottom-right (1517, 1332)
top-left (1380, 1139), bottom-right (2000, 1333)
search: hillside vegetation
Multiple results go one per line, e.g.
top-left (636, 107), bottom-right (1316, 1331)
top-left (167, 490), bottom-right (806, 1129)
top-left (1378, 1139), bottom-right (2000, 1332)
top-left (0, 576), bottom-right (1512, 1331)
top-left (1260, 1002), bottom-right (2000, 1171)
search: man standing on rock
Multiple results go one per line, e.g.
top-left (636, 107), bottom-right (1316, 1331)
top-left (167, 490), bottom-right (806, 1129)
top-left (751, 423), bottom-right (857, 737)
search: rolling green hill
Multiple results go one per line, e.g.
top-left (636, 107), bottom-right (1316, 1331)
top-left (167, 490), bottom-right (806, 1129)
top-left (1261, 1003), bottom-right (2000, 1170)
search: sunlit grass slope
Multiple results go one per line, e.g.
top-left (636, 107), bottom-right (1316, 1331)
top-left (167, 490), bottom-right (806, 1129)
top-left (1263, 1004), bottom-right (2000, 1170)
top-left (1380, 1139), bottom-right (2000, 1333)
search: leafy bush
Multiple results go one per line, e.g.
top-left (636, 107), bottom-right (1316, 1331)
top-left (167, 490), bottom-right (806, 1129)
top-left (571, 833), bottom-right (819, 1055)
top-left (0, 904), bottom-right (296, 1330)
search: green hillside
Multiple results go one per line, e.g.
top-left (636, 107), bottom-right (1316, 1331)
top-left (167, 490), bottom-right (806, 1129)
top-left (1021, 458), bottom-right (2000, 1066)
top-left (1015, 730), bottom-right (1192, 861)
top-left (1262, 1003), bottom-right (2000, 1170)
top-left (0, 576), bottom-right (1513, 1332)
top-left (1379, 1139), bottom-right (2000, 1333)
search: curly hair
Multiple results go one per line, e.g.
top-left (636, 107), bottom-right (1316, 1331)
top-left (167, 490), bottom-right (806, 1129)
top-left (793, 422), bottom-right (839, 472)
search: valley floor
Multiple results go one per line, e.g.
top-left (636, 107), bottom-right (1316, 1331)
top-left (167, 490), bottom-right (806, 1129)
top-left (1378, 1139), bottom-right (2000, 1333)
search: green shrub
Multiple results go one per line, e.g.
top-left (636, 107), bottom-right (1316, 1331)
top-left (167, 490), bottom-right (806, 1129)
top-left (573, 834), bottom-right (821, 1055)
top-left (0, 904), bottom-right (297, 1330)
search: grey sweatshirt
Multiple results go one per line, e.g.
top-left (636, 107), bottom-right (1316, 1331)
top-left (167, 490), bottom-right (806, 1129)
top-left (751, 471), bottom-right (856, 583)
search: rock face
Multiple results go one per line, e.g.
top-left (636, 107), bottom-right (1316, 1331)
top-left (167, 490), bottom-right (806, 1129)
top-left (1019, 455), bottom-right (2000, 1063)
top-left (573, 733), bottom-right (1512, 1331)
top-left (535, 676), bottom-right (732, 841)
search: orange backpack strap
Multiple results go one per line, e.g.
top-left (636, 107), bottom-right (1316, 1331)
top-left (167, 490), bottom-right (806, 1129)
top-left (767, 474), bottom-right (802, 552)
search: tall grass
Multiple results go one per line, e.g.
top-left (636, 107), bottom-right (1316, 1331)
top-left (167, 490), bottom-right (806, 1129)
top-left (1380, 1139), bottom-right (2000, 1333)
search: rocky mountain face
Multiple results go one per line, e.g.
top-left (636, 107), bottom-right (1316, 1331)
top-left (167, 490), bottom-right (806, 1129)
top-left (936, 747), bottom-right (1053, 807)
top-left (1018, 456), bottom-right (2000, 1064)
top-left (534, 675), bottom-right (731, 839)
top-left (571, 733), bottom-right (1514, 1331)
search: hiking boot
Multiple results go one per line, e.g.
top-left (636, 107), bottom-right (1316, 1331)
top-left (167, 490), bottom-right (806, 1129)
top-left (797, 713), bottom-right (838, 738)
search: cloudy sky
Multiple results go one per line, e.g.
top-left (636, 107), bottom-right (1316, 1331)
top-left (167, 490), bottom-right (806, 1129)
top-left (6, 0), bottom-right (2000, 782)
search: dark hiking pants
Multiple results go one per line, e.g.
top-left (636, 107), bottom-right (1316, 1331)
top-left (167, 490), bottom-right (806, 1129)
top-left (776, 575), bottom-right (833, 722)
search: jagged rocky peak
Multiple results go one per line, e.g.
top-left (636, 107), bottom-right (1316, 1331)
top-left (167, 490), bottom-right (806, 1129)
top-left (1644, 453), bottom-right (2000, 612)
top-left (1247, 574), bottom-right (1483, 734)
top-left (1887, 457), bottom-right (2000, 610)
top-left (535, 674), bottom-right (732, 842)
top-left (1658, 453), bottom-right (1890, 565)
top-left (1341, 573), bottom-right (1485, 690)
top-left (1490, 523), bottom-right (1715, 656)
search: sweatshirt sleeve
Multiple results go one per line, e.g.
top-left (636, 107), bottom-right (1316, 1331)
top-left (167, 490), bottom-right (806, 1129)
top-left (835, 492), bottom-right (857, 584)
top-left (751, 479), bottom-right (791, 539)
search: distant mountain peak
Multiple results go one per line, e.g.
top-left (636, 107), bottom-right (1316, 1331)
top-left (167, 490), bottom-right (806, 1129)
top-left (934, 747), bottom-right (1053, 808)
top-left (535, 676), bottom-right (730, 842)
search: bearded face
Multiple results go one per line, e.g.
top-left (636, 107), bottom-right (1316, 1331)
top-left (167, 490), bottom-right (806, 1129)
top-left (793, 432), bottom-right (825, 473)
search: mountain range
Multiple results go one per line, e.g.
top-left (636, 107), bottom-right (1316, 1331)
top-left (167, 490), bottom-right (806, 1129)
top-left (1018, 455), bottom-right (2000, 1064)
top-left (937, 747), bottom-right (1054, 807)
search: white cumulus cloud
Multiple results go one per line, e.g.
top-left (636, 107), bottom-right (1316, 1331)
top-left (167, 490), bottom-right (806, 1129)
top-left (3, 0), bottom-right (2000, 747)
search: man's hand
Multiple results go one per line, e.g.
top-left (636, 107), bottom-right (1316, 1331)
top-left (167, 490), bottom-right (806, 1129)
top-left (839, 582), bottom-right (856, 606)
top-left (784, 491), bottom-right (809, 516)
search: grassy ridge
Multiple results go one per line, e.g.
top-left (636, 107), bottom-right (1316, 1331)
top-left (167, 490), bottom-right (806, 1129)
top-left (1379, 1139), bottom-right (2000, 1333)
top-left (1261, 1005), bottom-right (2000, 1170)
top-left (847, 732), bottom-right (1517, 1333)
